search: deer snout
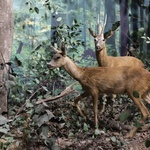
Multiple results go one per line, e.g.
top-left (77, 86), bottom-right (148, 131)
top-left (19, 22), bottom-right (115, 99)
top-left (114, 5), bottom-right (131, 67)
top-left (96, 46), bottom-right (102, 51)
top-left (47, 62), bottom-right (54, 69)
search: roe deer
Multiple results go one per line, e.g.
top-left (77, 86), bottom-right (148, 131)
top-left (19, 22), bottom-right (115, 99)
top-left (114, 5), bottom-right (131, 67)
top-left (89, 15), bottom-right (145, 113)
top-left (47, 43), bottom-right (150, 138)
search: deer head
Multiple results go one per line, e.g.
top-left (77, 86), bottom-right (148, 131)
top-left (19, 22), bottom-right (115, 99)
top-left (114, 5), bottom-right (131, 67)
top-left (47, 43), bottom-right (67, 69)
top-left (89, 15), bottom-right (107, 51)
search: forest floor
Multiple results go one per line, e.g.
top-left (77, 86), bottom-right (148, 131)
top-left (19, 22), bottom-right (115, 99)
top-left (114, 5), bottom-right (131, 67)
top-left (32, 94), bottom-right (150, 150)
top-left (4, 94), bottom-right (150, 150)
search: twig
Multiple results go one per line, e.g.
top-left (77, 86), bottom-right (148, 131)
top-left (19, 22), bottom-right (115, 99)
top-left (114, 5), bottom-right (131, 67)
top-left (15, 86), bottom-right (43, 116)
top-left (36, 82), bottom-right (79, 104)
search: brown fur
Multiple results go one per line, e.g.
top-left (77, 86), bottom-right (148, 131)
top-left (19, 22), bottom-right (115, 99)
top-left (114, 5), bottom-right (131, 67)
top-left (48, 45), bottom-right (150, 138)
top-left (89, 28), bottom-right (145, 113)
top-left (89, 28), bottom-right (144, 68)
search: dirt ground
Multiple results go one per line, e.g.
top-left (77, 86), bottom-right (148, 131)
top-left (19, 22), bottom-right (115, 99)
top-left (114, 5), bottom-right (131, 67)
top-left (40, 94), bottom-right (150, 150)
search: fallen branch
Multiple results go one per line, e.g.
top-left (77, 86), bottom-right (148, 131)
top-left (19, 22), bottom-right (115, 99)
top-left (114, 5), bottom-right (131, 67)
top-left (15, 86), bottom-right (43, 116)
top-left (36, 82), bottom-right (79, 104)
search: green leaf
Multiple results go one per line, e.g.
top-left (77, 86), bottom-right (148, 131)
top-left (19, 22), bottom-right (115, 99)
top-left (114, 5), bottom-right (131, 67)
top-left (68, 132), bottom-right (74, 137)
top-left (57, 17), bottom-right (62, 22)
top-left (119, 110), bottom-right (131, 122)
top-left (134, 120), bottom-right (141, 128)
top-left (112, 21), bottom-right (120, 31)
top-left (0, 127), bottom-right (9, 134)
top-left (6, 80), bottom-right (16, 90)
top-left (73, 19), bottom-right (78, 24)
top-left (133, 91), bottom-right (139, 98)
top-left (14, 56), bottom-right (22, 67)
top-left (83, 123), bottom-right (89, 131)
top-left (26, 101), bottom-right (34, 108)
top-left (94, 129), bottom-right (104, 135)
top-left (110, 136), bottom-right (117, 142)
top-left (45, 110), bottom-right (55, 119)
top-left (34, 7), bottom-right (39, 14)
top-left (37, 114), bottom-right (49, 127)
top-left (29, 7), bottom-right (34, 13)
top-left (0, 115), bottom-right (12, 125)
top-left (35, 44), bottom-right (42, 51)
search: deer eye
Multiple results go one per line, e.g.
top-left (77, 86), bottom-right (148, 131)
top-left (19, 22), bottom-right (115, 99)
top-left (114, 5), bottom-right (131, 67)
top-left (55, 56), bottom-right (61, 60)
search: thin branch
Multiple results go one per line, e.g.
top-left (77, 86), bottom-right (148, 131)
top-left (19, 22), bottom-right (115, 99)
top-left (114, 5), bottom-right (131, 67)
top-left (15, 86), bottom-right (43, 116)
top-left (36, 82), bottom-right (79, 104)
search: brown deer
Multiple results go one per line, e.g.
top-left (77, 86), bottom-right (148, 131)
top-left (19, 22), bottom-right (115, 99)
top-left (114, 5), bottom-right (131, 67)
top-left (47, 43), bottom-right (150, 138)
top-left (89, 15), bottom-right (145, 113)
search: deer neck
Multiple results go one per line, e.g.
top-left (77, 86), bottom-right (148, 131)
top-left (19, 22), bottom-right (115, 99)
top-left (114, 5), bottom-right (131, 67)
top-left (63, 57), bottom-right (83, 81)
top-left (96, 44), bottom-right (108, 66)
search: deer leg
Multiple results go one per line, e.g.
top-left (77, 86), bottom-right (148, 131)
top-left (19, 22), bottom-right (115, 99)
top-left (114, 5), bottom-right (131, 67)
top-left (100, 94), bottom-right (107, 114)
top-left (92, 92), bottom-right (99, 128)
top-left (73, 92), bottom-right (89, 120)
top-left (111, 94), bottom-right (116, 112)
top-left (126, 95), bottom-right (150, 138)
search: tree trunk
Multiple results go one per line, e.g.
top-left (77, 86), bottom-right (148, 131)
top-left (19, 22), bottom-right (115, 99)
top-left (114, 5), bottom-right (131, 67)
top-left (147, 1), bottom-right (150, 57)
top-left (105, 0), bottom-right (116, 51)
top-left (83, 0), bottom-right (86, 50)
top-left (0, 0), bottom-right (14, 114)
top-left (120, 0), bottom-right (130, 56)
top-left (131, 1), bottom-right (139, 49)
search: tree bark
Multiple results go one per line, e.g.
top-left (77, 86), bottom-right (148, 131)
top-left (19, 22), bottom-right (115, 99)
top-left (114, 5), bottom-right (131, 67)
top-left (120, 0), bottom-right (130, 56)
top-left (131, 1), bottom-right (139, 49)
top-left (105, 0), bottom-right (116, 51)
top-left (0, 0), bottom-right (14, 114)
top-left (147, 1), bottom-right (150, 57)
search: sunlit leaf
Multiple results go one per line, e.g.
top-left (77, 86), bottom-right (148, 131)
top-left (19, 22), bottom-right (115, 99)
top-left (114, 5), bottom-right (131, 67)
top-left (68, 132), bottom-right (74, 137)
top-left (0, 127), bottom-right (9, 134)
top-left (26, 101), bottom-right (34, 108)
top-left (146, 41), bottom-right (150, 44)
top-left (83, 123), bottom-right (89, 131)
top-left (0, 115), bottom-right (12, 125)
top-left (110, 136), bottom-right (117, 142)
top-left (94, 129), bottom-right (105, 135)
top-left (57, 17), bottom-right (62, 21)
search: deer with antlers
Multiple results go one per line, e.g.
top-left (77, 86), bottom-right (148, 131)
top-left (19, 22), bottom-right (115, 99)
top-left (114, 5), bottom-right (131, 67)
top-left (89, 15), bottom-right (145, 114)
top-left (47, 43), bottom-right (150, 138)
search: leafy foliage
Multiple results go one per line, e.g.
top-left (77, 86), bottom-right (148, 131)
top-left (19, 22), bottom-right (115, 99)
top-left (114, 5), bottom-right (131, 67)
top-left (1, 0), bottom-right (149, 149)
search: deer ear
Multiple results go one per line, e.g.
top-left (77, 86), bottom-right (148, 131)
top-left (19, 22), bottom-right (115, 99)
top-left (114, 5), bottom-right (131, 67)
top-left (61, 42), bottom-right (67, 56)
top-left (89, 28), bottom-right (97, 38)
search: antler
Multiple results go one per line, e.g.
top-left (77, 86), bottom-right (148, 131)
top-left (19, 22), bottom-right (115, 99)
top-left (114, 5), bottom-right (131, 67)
top-left (101, 14), bottom-right (107, 34)
top-left (50, 45), bottom-right (61, 53)
top-left (97, 14), bottom-right (102, 34)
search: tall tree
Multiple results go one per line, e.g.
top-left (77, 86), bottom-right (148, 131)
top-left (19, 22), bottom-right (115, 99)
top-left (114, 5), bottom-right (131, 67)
top-left (0, 0), bottom-right (14, 114)
top-left (105, 0), bottom-right (116, 51)
top-left (120, 0), bottom-right (130, 56)
top-left (137, 0), bottom-right (145, 54)
top-left (147, 0), bottom-right (150, 56)
top-left (131, 1), bottom-right (139, 49)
